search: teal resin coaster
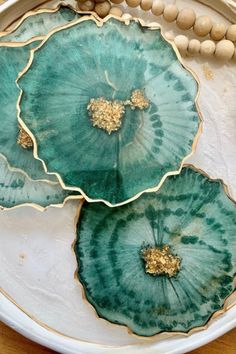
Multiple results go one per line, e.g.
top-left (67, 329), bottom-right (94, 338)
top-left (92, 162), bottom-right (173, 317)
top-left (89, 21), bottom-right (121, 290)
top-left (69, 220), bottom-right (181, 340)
top-left (0, 5), bottom-right (82, 208)
top-left (18, 16), bottom-right (201, 206)
top-left (75, 166), bottom-right (236, 337)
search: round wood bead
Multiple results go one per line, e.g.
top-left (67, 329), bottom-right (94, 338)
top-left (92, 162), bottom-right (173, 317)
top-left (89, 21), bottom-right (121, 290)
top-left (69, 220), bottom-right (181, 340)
top-left (174, 35), bottom-right (189, 52)
top-left (126, 0), bottom-right (141, 8)
top-left (226, 24), bottom-right (236, 42)
top-left (109, 6), bottom-right (123, 16)
top-left (95, 0), bottom-right (111, 17)
top-left (188, 39), bottom-right (201, 54)
top-left (176, 8), bottom-right (196, 30)
top-left (110, 0), bottom-right (123, 4)
top-left (140, 0), bottom-right (152, 11)
top-left (215, 40), bottom-right (235, 60)
top-left (200, 40), bottom-right (216, 56)
top-left (151, 0), bottom-right (164, 16)
top-left (79, 0), bottom-right (95, 10)
top-left (163, 4), bottom-right (179, 23)
top-left (194, 16), bottom-right (213, 37)
top-left (95, 0), bottom-right (106, 3)
top-left (165, 31), bottom-right (174, 41)
top-left (210, 23), bottom-right (227, 41)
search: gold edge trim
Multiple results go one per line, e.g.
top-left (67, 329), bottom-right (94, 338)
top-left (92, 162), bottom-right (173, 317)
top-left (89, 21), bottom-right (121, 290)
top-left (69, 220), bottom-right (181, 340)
top-left (72, 194), bottom-right (236, 341)
top-left (16, 14), bottom-right (203, 208)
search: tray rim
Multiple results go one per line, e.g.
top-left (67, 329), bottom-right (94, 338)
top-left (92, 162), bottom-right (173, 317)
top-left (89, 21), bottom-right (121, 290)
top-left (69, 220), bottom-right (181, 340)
top-left (0, 1), bottom-right (235, 353)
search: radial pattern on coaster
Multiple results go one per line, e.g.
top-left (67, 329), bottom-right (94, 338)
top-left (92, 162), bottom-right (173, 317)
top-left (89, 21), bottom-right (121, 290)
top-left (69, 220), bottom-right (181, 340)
top-left (75, 167), bottom-right (236, 337)
top-left (0, 5), bottom-right (80, 43)
top-left (18, 17), bottom-right (200, 206)
top-left (0, 154), bottom-right (79, 209)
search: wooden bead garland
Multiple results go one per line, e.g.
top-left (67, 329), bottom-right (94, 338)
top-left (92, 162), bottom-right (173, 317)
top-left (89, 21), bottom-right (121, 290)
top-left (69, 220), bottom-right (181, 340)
top-left (76, 0), bottom-right (236, 61)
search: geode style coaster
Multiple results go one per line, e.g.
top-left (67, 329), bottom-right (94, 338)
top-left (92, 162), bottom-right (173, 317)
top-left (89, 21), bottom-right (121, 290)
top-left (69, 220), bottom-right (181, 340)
top-left (75, 166), bottom-right (236, 337)
top-left (0, 5), bottom-right (82, 208)
top-left (18, 16), bottom-right (202, 206)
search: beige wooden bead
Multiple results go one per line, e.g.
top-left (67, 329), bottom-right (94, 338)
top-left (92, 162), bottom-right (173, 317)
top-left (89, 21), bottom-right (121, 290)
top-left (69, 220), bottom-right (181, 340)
top-left (215, 39), bottom-right (235, 60)
top-left (109, 6), bottom-right (123, 16)
top-left (151, 0), bottom-right (164, 16)
top-left (188, 39), bottom-right (201, 54)
top-left (163, 4), bottom-right (179, 23)
top-left (126, 0), bottom-right (141, 8)
top-left (200, 40), bottom-right (216, 56)
top-left (140, 0), bottom-right (152, 11)
top-left (95, 0), bottom-right (111, 17)
top-left (95, 0), bottom-right (107, 3)
top-left (176, 8), bottom-right (196, 30)
top-left (110, 0), bottom-right (123, 4)
top-left (174, 35), bottom-right (189, 52)
top-left (210, 23), bottom-right (227, 41)
top-left (226, 24), bottom-right (236, 42)
top-left (79, 0), bottom-right (95, 10)
top-left (194, 16), bottom-right (213, 37)
top-left (165, 31), bottom-right (174, 41)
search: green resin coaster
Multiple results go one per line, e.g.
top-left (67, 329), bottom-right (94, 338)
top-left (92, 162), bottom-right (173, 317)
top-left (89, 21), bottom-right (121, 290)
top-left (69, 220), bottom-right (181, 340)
top-left (0, 4), bottom-right (80, 44)
top-left (0, 6), bottom-right (82, 208)
top-left (18, 17), bottom-right (201, 206)
top-left (75, 166), bottom-right (236, 337)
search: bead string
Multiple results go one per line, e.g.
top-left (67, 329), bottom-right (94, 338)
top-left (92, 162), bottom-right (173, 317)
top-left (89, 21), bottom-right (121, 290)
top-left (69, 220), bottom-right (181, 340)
top-left (76, 0), bottom-right (236, 61)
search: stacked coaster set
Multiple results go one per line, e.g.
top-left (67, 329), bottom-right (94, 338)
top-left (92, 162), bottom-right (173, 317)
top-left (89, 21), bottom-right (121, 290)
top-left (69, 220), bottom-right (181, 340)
top-left (0, 0), bottom-right (235, 347)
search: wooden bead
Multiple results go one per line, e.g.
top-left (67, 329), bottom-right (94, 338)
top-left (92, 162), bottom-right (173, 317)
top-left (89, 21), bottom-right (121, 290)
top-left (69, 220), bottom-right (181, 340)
top-left (194, 16), bottom-right (213, 37)
top-left (200, 40), bottom-right (216, 56)
top-left (188, 39), bottom-right (201, 54)
top-left (226, 24), bottom-right (236, 42)
top-left (151, 0), bottom-right (164, 17)
top-left (95, 0), bottom-right (106, 3)
top-left (140, 0), bottom-right (152, 11)
top-left (79, 0), bottom-right (95, 10)
top-left (174, 35), bottom-right (189, 52)
top-left (95, 0), bottom-right (111, 17)
top-left (163, 4), bottom-right (179, 23)
top-left (125, 0), bottom-right (141, 8)
top-left (210, 23), bottom-right (227, 41)
top-left (176, 8), bottom-right (196, 30)
top-left (109, 6), bottom-right (123, 16)
top-left (165, 31), bottom-right (174, 41)
top-left (110, 0), bottom-right (123, 4)
top-left (215, 39), bottom-right (235, 60)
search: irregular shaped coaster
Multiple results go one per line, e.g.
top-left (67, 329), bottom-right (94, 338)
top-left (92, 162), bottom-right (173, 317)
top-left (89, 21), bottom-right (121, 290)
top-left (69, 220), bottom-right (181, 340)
top-left (0, 6), bottom-right (82, 208)
top-left (0, 154), bottom-right (78, 209)
top-left (0, 4), bottom-right (80, 44)
top-left (18, 17), bottom-right (201, 206)
top-left (75, 166), bottom-right (236, 337)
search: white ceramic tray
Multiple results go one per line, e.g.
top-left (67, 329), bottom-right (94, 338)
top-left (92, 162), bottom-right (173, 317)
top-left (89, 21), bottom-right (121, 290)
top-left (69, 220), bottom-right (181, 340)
top-left (0, 1), bottom-right (235, 353)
